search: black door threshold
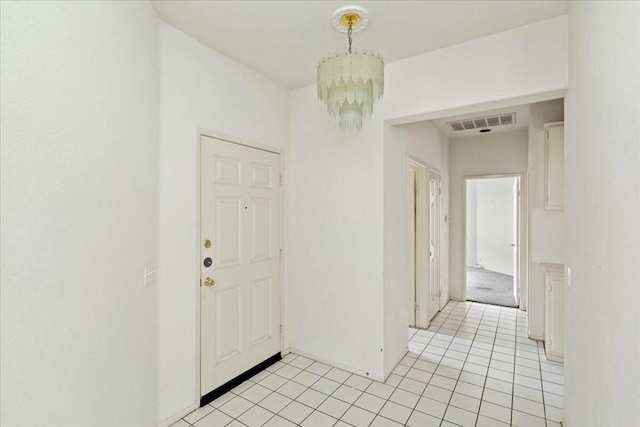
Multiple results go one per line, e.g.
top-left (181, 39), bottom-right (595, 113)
top-left (200, 353), bottom-right (281, 407)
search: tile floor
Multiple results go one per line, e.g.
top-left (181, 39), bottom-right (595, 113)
top-left (174, 300), bottom-right (564, 427)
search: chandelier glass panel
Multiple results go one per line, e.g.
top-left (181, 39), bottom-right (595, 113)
top-left (317, 7), bottom-right (384, 130)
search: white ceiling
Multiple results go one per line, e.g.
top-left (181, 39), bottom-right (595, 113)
top-left (152, 1), bottom-right (568, 89)
top-left (432, 104), bottom-right (531, 139)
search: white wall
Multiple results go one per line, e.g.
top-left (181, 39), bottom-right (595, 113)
top-left (287, 86), bottom-right (386, 379)
top-left (157, 23), bottom-right (289, 423)
top-left (0, 2), bottom-right (159, 426)
top-left (527, 99), bottom-right (564, 339)
top-left (564, 2), bottom-right (640, 426)
top-left (288, 17), bottom-right (567, 382)
top-left (475, 178), bottom-right (516, 275)
top-left (466, 181), bottom-right (478, 266)
top-left (450, 131), bottom-right (528, 300)
top-left (382, 121), bottom-right (450, 375)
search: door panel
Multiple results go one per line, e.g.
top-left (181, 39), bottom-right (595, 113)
top-left (200, 136), bottom-right (281, 396)
top-left (428, 170), bottom-right (441, 320)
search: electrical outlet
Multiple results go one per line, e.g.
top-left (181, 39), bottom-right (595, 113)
top-left (144, 266), bottom-right (156, 287)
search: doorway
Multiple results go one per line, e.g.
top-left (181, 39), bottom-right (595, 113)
top-left (464, 175), bottom-right (520, 307)
top-left (199, 134), bottom-right (282, 404)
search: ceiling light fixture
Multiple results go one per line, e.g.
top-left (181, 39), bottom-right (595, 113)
top-left (317, 6), bottom-right (384, 130)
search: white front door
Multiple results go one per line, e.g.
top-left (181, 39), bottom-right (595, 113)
top-left (200, 135), bottom-right (281, 397)
top-left (428, 170), bottom-right (441, 320)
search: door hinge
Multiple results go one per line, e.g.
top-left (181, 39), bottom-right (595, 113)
top-left (280, 324), bottom-right (283, 335)
top-left (279, 175), bottom-right (283, 186)
top-left (414, 303), bottom-right (419, 311)
top-left (439, 187), bottom-right (442, 196)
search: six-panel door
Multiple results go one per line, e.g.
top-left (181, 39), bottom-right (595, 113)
top-left (200, 136), bottom-right (281, 396)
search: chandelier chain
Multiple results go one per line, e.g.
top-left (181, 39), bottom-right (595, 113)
top-left (348, 23), bottom-right (353, 54)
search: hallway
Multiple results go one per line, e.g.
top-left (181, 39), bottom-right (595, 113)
top-left (175, 301), bottom-right (563, 426)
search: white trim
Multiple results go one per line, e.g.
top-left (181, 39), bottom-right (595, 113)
top-left (462, 173), bottom-right (526, 307)
top-left (158, 403), bottom-right (198, 427)
top-left (195, 129), bottom-right (286, 406)
top-left (289, 348), bottom-right (385, 382)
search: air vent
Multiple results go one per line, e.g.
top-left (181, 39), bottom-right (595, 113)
top-left (448, 113), bottom-right (516, 132)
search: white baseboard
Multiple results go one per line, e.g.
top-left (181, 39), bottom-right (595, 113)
top-left (159, 403), bottom-right (197, 427)
top-left (289, 347), bottom-right (385, 382)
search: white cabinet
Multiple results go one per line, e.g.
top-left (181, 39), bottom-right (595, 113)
top-left (544, 122), bottom-right (564, 210)
top-left (542, 263), bottom-right (564, 362)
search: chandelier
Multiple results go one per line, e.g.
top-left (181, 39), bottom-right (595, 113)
top-left (317, 6), bottom-right (384, 130)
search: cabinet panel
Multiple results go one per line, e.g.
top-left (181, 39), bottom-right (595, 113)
top-left (545, 123), bottom-right (564, 210)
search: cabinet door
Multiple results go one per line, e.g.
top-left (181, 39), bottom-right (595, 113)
top-left (545, 123), bottom-right (564, 210)
top-left (545, 275), bottom-right (565, 362)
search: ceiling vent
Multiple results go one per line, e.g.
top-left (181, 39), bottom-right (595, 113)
top-left (448, 113), bottom-right (516, 132)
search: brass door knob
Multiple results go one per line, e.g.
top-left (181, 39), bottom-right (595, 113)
top-left (203, 277), bottom-right (215, 287)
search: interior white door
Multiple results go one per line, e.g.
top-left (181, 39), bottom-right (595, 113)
top-left (408, 166), bottom-right (417, 327)
top-left (513, 177), bottom-right (520, 306)
top-left (200, 135), bottom-right (281, 397)
top-left (428, 170), bottom-right (441, 320)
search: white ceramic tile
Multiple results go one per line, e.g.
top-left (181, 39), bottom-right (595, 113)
top-left (184, 405), bottom-right (216, 424)
top-left (277, 381), bottom-right (307, 399)
top-left (513, 396), bottom-right (545, 418)
top-left (545, 405), bottom-right (564, 422)
top-left (482, 387), bottom-right (512, 408)
top-left (296, 388), bottom-right (328, 409)
top-left (241, 384), bottom-right (273, 403)
top-left (444, 405), bottom-right (477, 427)
top-left (340, 405), bottom-right (376, 427)
top-left (275, 365), bottom-right (303, 379)
top-left (384, 374), bottom-right (403, 387)
top-left (301, 410), bottom-right (337, 427)
top-left (450, 392), bottom-right (481, 413)
top-left (317, 396), bottom-right (350, 419)
top-left (307, 362), bottom-right (332, 376)
top-left (405, 367), bottom-right (431, 383)
top-left (279, 401), bottom-right (314, 424)
top-left (454, 380), bottom-right (483, 399)
top-left (406, 409), bottom-right (442, 427)
top-left (289, 355), bottom-right (314, 369)
top-left (310, 377), bottom-right (340, 395)
top-left (259, 392), bottom-right (292, 413)
top-left (366, 381), bottom-right (395, 399)
top-left (370, 415), bottom-right (404, 426)
top-left (476, 414), bottom-right (510, 426)
top-left (544, 391), bottom-right (564, 409)
top-left (389, 388), bottom-right (420, 408)
top-left (354, 392), bottom-right (386, 413)
top-left (513, 384), bottom-right (543, 403)
top-left (263, 415), bottom-right (296, 427)
top-left (281, 353), bottom-right (298, 364)
top-left (209, 392), bottom-right (236, 408)
top-left (542, 381), bottom-right (564, 396)
top-left (324, 368), bottom-right (351, 383)
top-left (237, 405), bottom-right (273, 427)
top-left (458, 371), bottom-right (486, 387)
top-left (218, 396), bottom-right (254, 418)
top-left (344, 375), bottom-right (372, 391)
top-left (170, 420), bottom-right (190, 427)
top-left (378, 401), bottom-right (412, 424)
top-left (414, 396), bottom-right (447, 419)
top-left (293, 371), bottom-right (321, 387)
top-left (398, 377), bottom-right (427, 394)
top-left (421, 384), bottom-right (452, 404)
top-left (259, 373), bottom-right (288, 391)
top-left (193, 410), bottom-right (234, 427)
top-left (479, 400), bottom-right (511, 424)
top-left (331, 384), bottom-right (362, 404)
top-left (511, 409), bottom-right (546, 427)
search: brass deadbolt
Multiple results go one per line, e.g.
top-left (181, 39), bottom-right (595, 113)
top-left (204, 239), bottom-right (212, 248)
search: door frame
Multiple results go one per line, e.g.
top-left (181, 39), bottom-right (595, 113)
top-left (462, 173), bottom-right (525, 306)
top-left (195, 129), bottom-right (286, 404)
top-left (407, 157), bottom-right (430, 329)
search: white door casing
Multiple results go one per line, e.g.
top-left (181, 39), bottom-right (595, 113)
top-left (200, 135), bottom-right (281, 396)
top-left (408, 165), bottom-right (417, 327)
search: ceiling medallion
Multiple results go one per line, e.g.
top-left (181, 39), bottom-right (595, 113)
top-left (318, 6), bottom-right (384, 130)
